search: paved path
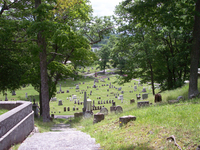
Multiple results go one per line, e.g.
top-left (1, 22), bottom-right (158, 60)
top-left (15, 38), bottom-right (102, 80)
top-left (18, 116), bottom-right (101, 150)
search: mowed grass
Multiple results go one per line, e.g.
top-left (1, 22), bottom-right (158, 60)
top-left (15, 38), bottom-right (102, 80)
top-left (0, 109), bottom-right (9, 115)
top-left (2, 72), bottom-right (200, 149)
top-left (72, 102), bottom-right (200, 150)
top-left (68, 80), bottom-right (200, 150)
top-left (0, 74), bottom-right (159, 116)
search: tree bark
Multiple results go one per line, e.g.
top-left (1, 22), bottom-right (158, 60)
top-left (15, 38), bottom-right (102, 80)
top-left (38, 32), bottom-right (50, 122)
top-left (189, 0), bottom-right (200, 98)
top-left (35, 0), bottom-right (50, 122)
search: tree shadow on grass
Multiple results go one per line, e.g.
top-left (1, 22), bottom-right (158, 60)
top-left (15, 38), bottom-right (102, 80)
top-left (118, 143), bottom-right (154, 150)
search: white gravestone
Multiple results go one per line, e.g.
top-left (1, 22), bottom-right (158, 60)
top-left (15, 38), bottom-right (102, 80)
top-left (76, 85), bottom-right (79, 89)
top-left (51, 97), bottom-right (57, 101)
top-left (86, 99), bottom-right (92, 112)
top-left (72, 95), bottom-right (77, 100)
top-left (118, 95), bottom-right (123, 103)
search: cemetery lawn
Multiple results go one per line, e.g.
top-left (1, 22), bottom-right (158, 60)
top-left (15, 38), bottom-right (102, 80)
top-left (69, 80), bottom-right (200, 150)
top-left (0, 109), bottom-right (8, 115)
top-left (2, 74), bottom-right (200, 149)
top-left (71, 101), bottom-right (200, 150)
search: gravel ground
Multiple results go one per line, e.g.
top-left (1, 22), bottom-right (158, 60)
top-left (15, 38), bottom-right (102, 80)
top-left (18, 115), bottom-right (101, 150)
top-left (18, 128), bottom-right (101, 150)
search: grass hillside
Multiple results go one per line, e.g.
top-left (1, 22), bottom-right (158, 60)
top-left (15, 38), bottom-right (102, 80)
top-left (2, 72), bottom-right (200, 149)
top-left (69, 80), bottom-right (200, 150)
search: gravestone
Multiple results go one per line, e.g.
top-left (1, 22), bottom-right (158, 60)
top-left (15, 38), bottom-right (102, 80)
top-left (137, 101), bottom-right (149, 107)
top-left (177, 96), bottom-right (184, 101)
top-left (119, 115), bottom-right (136, 127)
top-left (100, 107), bottom-right (108, 115)
top-left (74, 100), bottom-right (76, 104)
top-left (130, 99), bottom-right (135, 104)
top-left (136, 94), bottom-right (141, 100)
top-left (86, 99), bottom-right (92, 112)
top-left (121, 91), bottom-right (124, 94)
top-left (25, 93), bottom-right (28, 99)
top-left (67, 107), bottom-right (70, 111)
top-left (5, 93), bottom-right (8, 101)
top-left (100, 79), bottom-right (105, 82)
top-left (64, 107), bottom-right (66, 112)
top-left (142, 93), bottom-right (148, 100)
top-left (58, 100), bottom-right (63, 106)
top-left (12, 91), bottom-right (16, 96)
top-left (118, 95), bottom-right (123, 103)
top-left (155, 93), bottom-right (162, 103)
top-left (59, 84), bottom-right (62, 92)
top-left (74, 112), bottom-right (83, 118)
top-left (115, 106), bottom-right (123, 114)
top-left (110, 106), bottom-right (116, 113)
top-left (32, 100), bottom-right (39, 118)
top-left (93, 113), bottom-right (104, 124)
top-left (118, 87), bottom-right (122, 91)
top-left (83, 92), bottom-right (87, 113)
top-left (142, 87), bottom-right (146, 92)
top-left (76, 85), bottom-right (79, 89)
top-left (93, 84), bottom-right (96, 88)
top-left (72, 95), bottom-right (77, 100)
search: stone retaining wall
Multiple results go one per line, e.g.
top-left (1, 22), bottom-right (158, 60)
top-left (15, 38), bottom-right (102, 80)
top-left (0, 101), bottom-right (34, 150)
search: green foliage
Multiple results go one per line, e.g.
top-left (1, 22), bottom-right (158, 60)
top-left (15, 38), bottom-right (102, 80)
top-left (113, 0), bottom-right (193, 91)
top-left (96, 45), bottom-right (111, 72)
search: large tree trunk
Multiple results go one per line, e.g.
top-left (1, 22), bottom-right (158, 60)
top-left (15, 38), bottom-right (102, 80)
top-left (35, 0), bottom-right (50, 122)
top-left (189, 0), bottom-right (200, 98)
top-left (39, 45), bottom-right (50, 122)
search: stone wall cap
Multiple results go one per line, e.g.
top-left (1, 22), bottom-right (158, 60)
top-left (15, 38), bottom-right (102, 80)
top-left (0, 101), bottom-right (32, 122)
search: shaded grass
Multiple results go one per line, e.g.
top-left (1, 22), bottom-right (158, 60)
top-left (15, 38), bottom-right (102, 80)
top-left (0, 109), bottom-right (8, 115)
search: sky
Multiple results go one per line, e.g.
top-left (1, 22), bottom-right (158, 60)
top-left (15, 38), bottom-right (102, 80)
top-left (90, 0), bottom-right (123, 17)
